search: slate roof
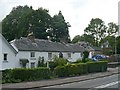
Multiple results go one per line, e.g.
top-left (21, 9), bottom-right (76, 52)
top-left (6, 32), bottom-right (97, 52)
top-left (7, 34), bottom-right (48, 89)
top-left (11, 37), bottom-right (85, 52)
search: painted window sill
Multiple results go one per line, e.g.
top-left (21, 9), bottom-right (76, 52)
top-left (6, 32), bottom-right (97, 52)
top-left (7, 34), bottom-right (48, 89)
top-left (3, 60), bottom-right (8, 63)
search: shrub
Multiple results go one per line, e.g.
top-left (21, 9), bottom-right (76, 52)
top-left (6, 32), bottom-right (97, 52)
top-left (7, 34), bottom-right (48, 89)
top-left (86, 61), bottom-right (108, 73)
top-left (54, 63), bottom-right (87, 77)
top-left (54, 61), bottom-right (108, 77)
top-left (2, 67), bottom-right (51, 83)
top-left (48, 61), bottom-right (58, 71)
top-left (49, 55), bottom-right (69, 71)
top-left (85, 58), bottom-right (93, 62)
top-left (82, 51), bottom-right (89, 63)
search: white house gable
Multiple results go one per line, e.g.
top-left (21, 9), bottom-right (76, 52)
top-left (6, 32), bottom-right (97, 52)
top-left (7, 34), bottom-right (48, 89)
top-left (0, 34), bottom-right (17, 70)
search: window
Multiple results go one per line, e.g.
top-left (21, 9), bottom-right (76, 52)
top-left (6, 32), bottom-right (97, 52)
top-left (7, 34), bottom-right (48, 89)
top-left (68, 53), bottom-right (71, 58)
top-left (31, 62), bottom-right (35, 68)
top-left (4, 53), bottom-right (7, 61)
top-left (31, 52), bottom-right (35, 57)
top-left (48, 53), bottom-right (52, 60)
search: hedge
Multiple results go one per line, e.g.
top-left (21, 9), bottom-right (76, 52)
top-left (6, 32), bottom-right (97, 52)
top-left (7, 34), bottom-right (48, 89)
top-left (54, 63), bottom-right (87, 77)
top-left (2, 61), bottom-right (108, 83)
top-left (54, 61), bottom-right (108, 77)
top-left (86, 61), bottom-right (108, 73)
top-left (2, 67), bottom-right (51, 83)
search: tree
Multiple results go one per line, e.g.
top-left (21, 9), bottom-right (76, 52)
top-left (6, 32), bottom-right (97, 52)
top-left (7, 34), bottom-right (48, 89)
top-left (107, 22), bottom-right (118, 36)
top-left (2, 5), bottom-right (33, 41)
top-left (72, 34), bottom-right (95, 46)
top-left (100, 36), bottom-right (115, 48)
top-left (52, 11), bottom-right (70, 43)
top-left (84, 18), bottom-right (107, 46)
top-left (72, 35), bottom-right (81, 43)
top-left (25, 7), bottom-right (52, 39)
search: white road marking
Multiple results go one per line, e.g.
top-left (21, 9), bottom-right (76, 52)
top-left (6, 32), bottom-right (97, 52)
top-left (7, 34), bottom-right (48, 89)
top-left (95, 81), bottom-right (119, 88)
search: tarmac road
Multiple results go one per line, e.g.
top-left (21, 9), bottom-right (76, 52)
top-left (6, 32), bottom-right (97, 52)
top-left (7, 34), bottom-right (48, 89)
top-left (40, 74), bottom-right (119, 89)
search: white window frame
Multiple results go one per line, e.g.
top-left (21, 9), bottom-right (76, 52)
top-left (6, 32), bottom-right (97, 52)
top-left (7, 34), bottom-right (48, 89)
top-left (3, 53), bottom-right (8, 61)
top-left (68, 53), bottom-right (71, 58)
top-left (30, 52), bottom-right (35, 57)
top-left (48, 52), bottom-right (52, 60)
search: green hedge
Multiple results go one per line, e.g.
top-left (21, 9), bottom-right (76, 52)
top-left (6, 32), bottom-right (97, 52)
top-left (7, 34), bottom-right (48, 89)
top-left (87, 61), bottom-right (108, 73)
top-left (2, 67), bottom-right (51, 83)
top-left (54, 61), bottom-right (108, 77)
top-left (54, 63), bottom-right (87, 77)
top-left (2, 61), bottom-right (108, 83)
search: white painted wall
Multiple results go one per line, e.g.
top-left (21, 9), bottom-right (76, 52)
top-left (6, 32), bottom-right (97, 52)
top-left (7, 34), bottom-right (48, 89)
top-left (1, 35), bottom-right (17, 70)
top-left (16, 51), bottom-right (83, 68)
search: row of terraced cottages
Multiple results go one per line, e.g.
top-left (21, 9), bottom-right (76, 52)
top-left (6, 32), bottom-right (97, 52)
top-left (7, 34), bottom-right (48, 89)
top-left (0, 33), bottom-right (91, 70)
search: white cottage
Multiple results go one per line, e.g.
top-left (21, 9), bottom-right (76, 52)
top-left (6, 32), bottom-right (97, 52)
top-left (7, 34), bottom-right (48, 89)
top-left (0, 34), bottom-right (17, 70)
top-left (10, 35), bottom-right (85, 68)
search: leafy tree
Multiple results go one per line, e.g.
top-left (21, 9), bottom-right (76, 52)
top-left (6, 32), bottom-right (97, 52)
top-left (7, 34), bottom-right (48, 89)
top-left (2, 6), bottom-right (70, 43)
top-left (25, 8), bottom-right (52, 39)
top-left (107, 22), bottom-right (118, 36)
top-left (72, 34), bottom-right (95, 46)
top-left (72, 35), bottom-right (81, 43)
top-left (100, 36), bottom-right (115, 48)
top-left (84, 18), bottom-right (107, 46)
top-left (2, 5), bottom-right (33, 41)
top-left (52, 11), bottom-right (70, 43)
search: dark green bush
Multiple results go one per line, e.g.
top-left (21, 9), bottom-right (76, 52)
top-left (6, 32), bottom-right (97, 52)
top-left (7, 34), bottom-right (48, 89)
top-left (49, 61), bottom-right (58, 71)
top-left (2, 67), bottom-right (51, 83)
top-left (86, 61), bottom-right (108, 73)
top-left (82, 51), bottom-right (89, 63)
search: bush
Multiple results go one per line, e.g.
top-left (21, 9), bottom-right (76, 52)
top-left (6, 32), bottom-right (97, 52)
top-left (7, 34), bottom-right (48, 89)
top-left (49, 61), bottom-right (58, 71)
top-left (54, 63), bottom-right (87, 77)
top-left (82, 51), bottom-right (89, 63)
top-left (49, 56), bottom-right (69, 71)
top-left (54, 61), bottom-right (108, 77)
top-left (2, 67), bottom-right (51, 83)
top-left (86, 61), bottom-right (108, 73)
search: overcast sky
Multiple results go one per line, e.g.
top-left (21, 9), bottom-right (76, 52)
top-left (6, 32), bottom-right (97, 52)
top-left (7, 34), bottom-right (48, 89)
top-left (0, 0), bottom-right (119, 39)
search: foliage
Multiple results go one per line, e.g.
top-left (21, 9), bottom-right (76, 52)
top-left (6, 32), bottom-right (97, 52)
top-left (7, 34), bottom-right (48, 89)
top-left (2, 6), bottom-right (70, 43)
top-left (86, 61), bottom-right (108, 73)
top-left (38, 57), bottom-right (46, 67)
top-left (2, 67), bottom-right (51, 83)
top-left (54, 63), bottom-right (87, 77)
top-left (72, 34), bottom-right (95, 46)
top-left (82, 51), bottom-right (89, 63)
top-left (84, 18), bottom-right (107, 46)
top-left (74, 59), bottom-right (83, 63)
top-left (2, 5), bottom-right (33, 41)
top-left (54, 61), bottom-right (108, 77)
top-left (49, 55), bottom-right (68, 71)
top-left (51, 11), bottom-right (70, 43)
top-left (71, 35), bottom-right (81, 43)
top-left (107, 22), bottom-right (118, 36)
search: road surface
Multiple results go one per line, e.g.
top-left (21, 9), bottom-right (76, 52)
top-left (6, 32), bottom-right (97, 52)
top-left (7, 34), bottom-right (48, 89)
top-left (32, 74), bottom-right (119, 89)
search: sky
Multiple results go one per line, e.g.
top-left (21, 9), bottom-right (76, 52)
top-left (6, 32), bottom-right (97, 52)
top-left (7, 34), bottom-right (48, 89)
top-left (0, 0), bottom-right (119, 39)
